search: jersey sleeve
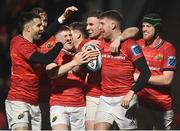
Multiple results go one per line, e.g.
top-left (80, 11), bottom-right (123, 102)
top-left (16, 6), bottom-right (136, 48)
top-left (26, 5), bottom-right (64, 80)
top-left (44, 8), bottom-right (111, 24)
top-left (163, 44), bottom-right (176, 71)
top-left (125, 39), bottom-right (144, 62)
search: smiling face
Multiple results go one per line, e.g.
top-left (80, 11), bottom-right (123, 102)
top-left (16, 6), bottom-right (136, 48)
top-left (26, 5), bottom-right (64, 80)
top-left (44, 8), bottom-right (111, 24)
top-left (56, 30), bottom-right (74, 51)
top-left (99, 17), bottom-right (112, 40)
top-left (28, 18), bottom-right (43, 41)
top-left (86, 17), bottom-right (101, 39)
top-left (142, 22), bottom-right (155, 41)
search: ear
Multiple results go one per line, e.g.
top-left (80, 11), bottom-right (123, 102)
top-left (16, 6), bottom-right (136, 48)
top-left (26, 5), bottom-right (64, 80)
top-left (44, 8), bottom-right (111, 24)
top-left (76, 32), bottom-right (81, 39)
top-left (111, 22), bottom-right (116, 30)
top-left (24, 24), bottom-right (30, 32)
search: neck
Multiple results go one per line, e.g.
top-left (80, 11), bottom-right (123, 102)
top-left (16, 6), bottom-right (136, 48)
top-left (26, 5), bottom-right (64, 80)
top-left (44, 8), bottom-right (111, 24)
top-left (22, 31), bottom-right (33, 43)
top-left (146, 36), bottom-right (162, 48)
top-left (110, 30), bottom-right (122, 43)
top-left (62, 48), bottom-right (74, 54)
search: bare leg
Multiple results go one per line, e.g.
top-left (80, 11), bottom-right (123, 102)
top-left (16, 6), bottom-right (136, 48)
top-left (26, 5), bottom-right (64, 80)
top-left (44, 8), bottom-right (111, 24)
top-left (95, 122), bottom-right (112, 130)
top-left (52, 124), bottom-right (69, 130)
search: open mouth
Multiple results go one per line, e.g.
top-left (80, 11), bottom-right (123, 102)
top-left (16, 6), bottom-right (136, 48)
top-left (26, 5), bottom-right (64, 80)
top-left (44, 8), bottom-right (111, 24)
top-left (88, 29), bottom-right (93, 33)
top-left (143, 32), bottom-right (149, 36)
top-left (66, 41), bottom-right (72, 45)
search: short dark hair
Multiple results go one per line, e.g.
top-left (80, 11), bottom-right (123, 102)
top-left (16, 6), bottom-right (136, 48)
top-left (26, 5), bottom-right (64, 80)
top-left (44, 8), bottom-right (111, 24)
top-left (19, 12), bottom-right (41, 30)
top-left (31, 7), bottom-right (46, 14)
top-left (55, 25), bottom-right (71, 36)
top-left (69, 22), bottom-right (88, 39)
top-left (99, 10), bottom-right (124, 30)
top-left (87, 9), bottom-right (102, 18)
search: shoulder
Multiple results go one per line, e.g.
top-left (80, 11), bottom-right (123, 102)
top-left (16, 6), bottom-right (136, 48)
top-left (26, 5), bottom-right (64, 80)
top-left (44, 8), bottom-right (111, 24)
top-left (136, 38), bottom-right (145, 47)
top-left (121, 38), bottom-right (139, 49)
top-left (11, 35), bottom-right (22, 43)
top-left (161, 40), bottom-right (176, 52)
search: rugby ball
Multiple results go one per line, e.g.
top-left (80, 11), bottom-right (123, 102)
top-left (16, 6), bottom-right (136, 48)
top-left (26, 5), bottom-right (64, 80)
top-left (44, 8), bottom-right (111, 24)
top-left (83, 44), bottom-right (102, 72)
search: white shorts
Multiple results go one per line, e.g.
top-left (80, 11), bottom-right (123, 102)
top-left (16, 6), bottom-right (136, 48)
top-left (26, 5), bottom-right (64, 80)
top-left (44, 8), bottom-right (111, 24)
top-left (50, 105), bottom-right (86, 130)
top-left (95, 95), bottom-right (138, 129)
top-left (85, 96), bottom-right (99, 121)
top-left (5, 100), bottom-right (41, 130)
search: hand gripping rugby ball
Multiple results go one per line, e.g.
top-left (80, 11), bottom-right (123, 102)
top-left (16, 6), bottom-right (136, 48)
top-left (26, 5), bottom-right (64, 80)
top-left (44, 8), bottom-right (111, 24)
top-left (83, 44), bottom-right (102, 72)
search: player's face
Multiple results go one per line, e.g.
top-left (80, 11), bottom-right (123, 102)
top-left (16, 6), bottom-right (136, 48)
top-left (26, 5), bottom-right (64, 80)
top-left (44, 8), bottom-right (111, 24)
top-left (56, 30), bottom-right (74, 51)
top-left (30, 18), bottom-right (43, 41)
top-left (99, 18), bottom-right (112, 39)
top-left (142, 22), bottom-right (155, 41)
top-left (39, 12), bottom-right (48, 32)
top-left (86, 17), bottom-right (101, 39)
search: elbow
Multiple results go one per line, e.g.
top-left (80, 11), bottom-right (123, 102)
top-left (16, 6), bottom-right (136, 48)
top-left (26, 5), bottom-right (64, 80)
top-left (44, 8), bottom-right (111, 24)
top-left (46, 71), bottom-right (56, 79)
top-left (163, 78), bottom-right (173, 86)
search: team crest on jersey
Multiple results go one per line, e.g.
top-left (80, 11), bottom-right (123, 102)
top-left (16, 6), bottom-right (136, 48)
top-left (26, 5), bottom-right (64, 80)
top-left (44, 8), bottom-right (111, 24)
top-left (46, 43), bottom-right (53, 48)
top-left (52, 116), bottom-right (58, 123)
top-left (155, 54), bottom-right (163, 60)
top-left (131, 44), bottom-right (142, 56)
top-left (167, 56), bottom-right (176, 67)
top-left (18, 113), bottom-right (24, 119)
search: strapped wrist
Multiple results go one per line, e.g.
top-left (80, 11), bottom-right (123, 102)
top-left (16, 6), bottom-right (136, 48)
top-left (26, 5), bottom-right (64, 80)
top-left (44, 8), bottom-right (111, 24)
top-left (58, 15), bottom-right (66, 24)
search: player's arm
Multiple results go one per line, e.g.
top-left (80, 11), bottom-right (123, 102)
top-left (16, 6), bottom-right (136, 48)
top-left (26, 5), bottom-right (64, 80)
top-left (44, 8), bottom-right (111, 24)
top-left (121, 56), bottom-right (151, 108)
top-left (149, 71), bottom-right (174, 85)
top-left (46, 49), bottom-right (99, 79)
top-left (29, 42), bottom-right (63, 64)
top-left (46, 60), bottom-right (80, 79)
top-left (132, 56), bottom-right (151, 93)
top-left (134, 67), bottom-right (175, 86)
top-left (41, 6), bottom-right (78, 42)
top-left (134, 70), bottom-right (174, 86)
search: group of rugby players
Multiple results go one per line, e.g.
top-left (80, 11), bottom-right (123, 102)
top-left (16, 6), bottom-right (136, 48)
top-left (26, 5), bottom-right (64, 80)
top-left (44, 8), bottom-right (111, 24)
top-left (5, 5), bottom-right (176, 130)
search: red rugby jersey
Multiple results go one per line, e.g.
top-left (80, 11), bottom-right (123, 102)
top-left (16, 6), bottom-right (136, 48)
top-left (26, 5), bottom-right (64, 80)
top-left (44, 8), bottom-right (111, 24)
top-left (101, 39), bottom-right (143, 96)
top-left (50, 49), bottom-right (85, 107)
top-left (7, 35), bottom-right (41, 104)
top-left (137, 38), bottom-right (176, 111)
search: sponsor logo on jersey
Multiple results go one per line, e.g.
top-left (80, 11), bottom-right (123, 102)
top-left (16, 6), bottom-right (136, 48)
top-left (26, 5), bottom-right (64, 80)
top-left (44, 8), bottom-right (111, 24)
top-left (46, 43), bottom-right (53, 48)
top-left (102, 54), bottom-right (126, 60)
top-left (155, 54), bottom-right (163, 60)
top-left (167, 56), bottom-right (176, 67)
top-left (131, 45), bottom-right (142, 56)
top-left (18, 113), bottom-right (24, 119)
top-left (52, 116), bottom-right (58, 123)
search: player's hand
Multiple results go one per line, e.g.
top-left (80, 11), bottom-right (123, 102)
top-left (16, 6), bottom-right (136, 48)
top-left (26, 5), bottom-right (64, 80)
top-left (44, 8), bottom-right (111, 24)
top-left (120, 90), bottom-right (134, 109)
top-left (110, 36), bottom-right (122, 53)
top-left (46, 63), bottom-right (58, 70)
top-left (73, 49), bottom-right (99, 65)
top-left (121, 27), bottom-right (139, 40)
top-left (63, 6), bottom-right (78, 19)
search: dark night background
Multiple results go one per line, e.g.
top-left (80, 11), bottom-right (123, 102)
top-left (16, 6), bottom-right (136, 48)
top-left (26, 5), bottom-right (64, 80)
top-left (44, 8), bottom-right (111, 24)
top-left (0, 0), bottom-right (180, 129)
